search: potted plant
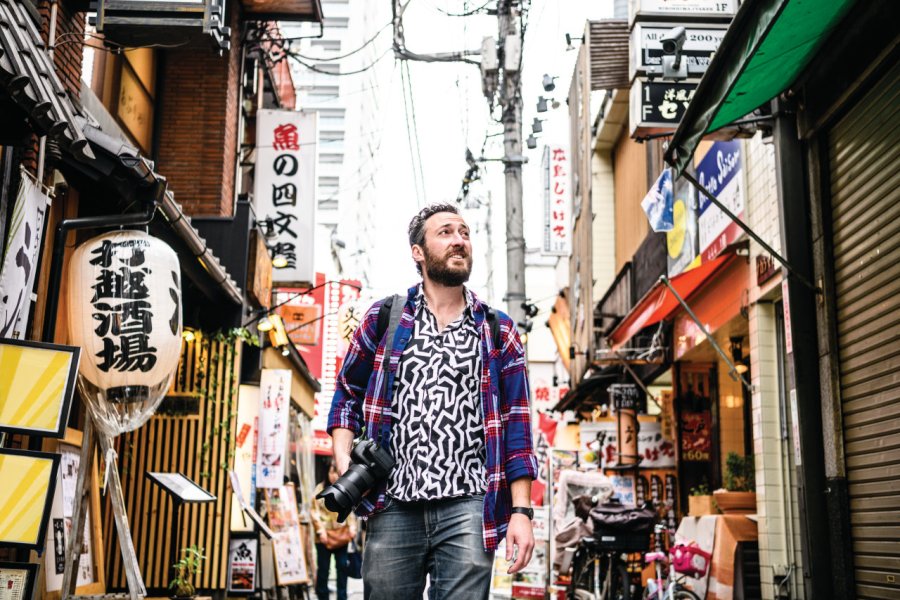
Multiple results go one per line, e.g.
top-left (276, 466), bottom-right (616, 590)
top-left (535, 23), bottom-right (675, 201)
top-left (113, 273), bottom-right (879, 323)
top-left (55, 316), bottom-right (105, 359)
top-left (713, 452), bottom-right (757, 514)
top-left (688, 481), bottom-right (718, 516)
top-left (169, 545), bottom-right (206, 599)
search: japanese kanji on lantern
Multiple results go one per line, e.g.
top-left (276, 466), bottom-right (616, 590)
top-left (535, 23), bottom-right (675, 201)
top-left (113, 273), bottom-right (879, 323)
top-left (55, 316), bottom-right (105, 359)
top-left (66, 230), bottom-right (182, 437)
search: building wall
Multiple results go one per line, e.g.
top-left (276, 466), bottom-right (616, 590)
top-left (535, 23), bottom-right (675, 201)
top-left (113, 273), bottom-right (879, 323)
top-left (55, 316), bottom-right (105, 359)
top-left (154, 4), bottom-right (242, 217)
top-left (42, 0), bottom-right (85, 97)
top-left (591, 151), bottom-right (616, 309)
top-left (612, 127), bottom-right (648, 272)
top-left (744, 131), bottom-right (805, 599)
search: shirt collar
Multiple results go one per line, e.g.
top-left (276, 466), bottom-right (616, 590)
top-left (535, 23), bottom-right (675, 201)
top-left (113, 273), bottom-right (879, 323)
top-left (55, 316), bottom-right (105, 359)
top-left (415, 283), bottom-right (477, 319)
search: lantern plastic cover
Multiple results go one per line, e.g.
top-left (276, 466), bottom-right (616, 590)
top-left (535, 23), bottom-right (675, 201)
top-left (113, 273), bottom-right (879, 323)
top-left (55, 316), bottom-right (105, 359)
top-left (67, 230), bottom-right (182, 437)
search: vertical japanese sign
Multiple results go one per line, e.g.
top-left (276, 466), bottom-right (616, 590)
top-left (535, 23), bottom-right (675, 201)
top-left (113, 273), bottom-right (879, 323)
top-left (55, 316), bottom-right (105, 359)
top-left (695, 140), bottom-right (744, 263)
top-left (231, 385), bottom-right (260, 530)
top-left (256, 369), bottom-right (291, 488)
top-left (542, 145), bottom-right (571, 255)
top-left (255, 109), bottom-right (317, 286)
top-left (0, 175), bottom-right (51, 339)
top-left (314, 279), bottom-right (361, 432)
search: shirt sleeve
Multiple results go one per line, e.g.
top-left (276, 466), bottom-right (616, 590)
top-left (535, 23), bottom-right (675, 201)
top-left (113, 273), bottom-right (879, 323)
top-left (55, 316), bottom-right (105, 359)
top-left (498, 315), bottom-right (539, 483)
top-left (327, 301), bottom-right (383, 436)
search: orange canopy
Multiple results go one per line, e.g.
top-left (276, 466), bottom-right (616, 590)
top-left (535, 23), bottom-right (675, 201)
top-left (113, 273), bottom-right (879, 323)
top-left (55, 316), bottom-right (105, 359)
top-left (608, 252), bottom-right (735, 350)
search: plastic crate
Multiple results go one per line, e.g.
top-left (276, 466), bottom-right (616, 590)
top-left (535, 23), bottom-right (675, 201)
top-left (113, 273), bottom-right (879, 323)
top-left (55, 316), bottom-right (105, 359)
top-left (590, 527), bottom-right (651, 552)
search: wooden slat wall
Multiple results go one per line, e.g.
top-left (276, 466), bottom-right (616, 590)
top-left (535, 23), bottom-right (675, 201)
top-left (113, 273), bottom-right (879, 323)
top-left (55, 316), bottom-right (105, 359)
top-left (103, 333), bottom-right (242, 592)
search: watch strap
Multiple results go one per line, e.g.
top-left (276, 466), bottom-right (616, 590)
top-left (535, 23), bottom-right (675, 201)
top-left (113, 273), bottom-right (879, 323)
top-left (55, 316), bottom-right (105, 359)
top-left (511, 506), bottom-right (534, 520)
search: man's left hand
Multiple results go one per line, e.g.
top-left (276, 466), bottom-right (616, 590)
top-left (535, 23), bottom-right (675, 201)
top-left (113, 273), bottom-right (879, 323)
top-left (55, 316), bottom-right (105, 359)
top-left (505, 514), bottom-right (535, 574)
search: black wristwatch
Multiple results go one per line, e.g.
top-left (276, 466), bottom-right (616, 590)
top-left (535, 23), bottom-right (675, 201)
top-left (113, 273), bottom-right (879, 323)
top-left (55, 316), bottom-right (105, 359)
top-left (511, 506), bottom-right (534, 520)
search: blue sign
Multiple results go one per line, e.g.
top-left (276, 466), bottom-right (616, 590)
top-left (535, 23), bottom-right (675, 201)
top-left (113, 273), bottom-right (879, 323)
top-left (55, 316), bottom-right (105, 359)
top-left (695, 140), bottom-right (744, 261)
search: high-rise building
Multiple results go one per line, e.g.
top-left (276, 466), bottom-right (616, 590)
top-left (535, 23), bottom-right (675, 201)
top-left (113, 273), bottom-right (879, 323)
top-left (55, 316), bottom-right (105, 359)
top-left (283, 0), bottom-right (390, 286)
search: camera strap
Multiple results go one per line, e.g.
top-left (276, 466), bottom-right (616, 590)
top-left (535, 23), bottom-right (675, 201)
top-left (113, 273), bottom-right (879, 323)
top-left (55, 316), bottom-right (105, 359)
top-left (374, 294), bottom-right (405, 446)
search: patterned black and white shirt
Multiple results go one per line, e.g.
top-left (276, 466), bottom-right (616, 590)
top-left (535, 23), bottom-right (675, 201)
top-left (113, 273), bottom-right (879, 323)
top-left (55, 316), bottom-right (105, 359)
top-left (386, 286), bottom-right (487, 501)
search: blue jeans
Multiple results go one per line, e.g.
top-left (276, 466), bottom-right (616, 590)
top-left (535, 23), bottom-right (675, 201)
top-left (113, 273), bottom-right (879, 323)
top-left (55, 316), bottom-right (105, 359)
top-left (362, 495), bottom-right (494, 600)
top-left (315, 542), bottom-right (349, 600)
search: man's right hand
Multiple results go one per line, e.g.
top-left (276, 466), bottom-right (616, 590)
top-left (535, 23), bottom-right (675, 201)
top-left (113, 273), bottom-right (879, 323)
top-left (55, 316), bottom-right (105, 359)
top-left (331, 427), bottom-right (355, 475)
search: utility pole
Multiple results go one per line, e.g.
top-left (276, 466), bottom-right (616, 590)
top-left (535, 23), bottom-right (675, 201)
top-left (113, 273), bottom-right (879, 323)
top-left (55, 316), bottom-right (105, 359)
top-left (496, 0), bottom-right (526, 328)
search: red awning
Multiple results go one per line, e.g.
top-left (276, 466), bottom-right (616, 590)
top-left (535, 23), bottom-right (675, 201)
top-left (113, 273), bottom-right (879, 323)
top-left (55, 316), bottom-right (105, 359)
top-left (608, 252), bottom-right (735, 350)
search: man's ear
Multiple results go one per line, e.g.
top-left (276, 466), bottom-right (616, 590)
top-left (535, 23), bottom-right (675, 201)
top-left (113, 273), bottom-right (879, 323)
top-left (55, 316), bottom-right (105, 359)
top-left (411, 244), bottom-right (424, 263)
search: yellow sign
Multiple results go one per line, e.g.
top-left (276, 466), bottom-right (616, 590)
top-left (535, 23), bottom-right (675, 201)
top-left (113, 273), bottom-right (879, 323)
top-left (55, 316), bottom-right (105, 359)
top-left (0, 449), bottom-right (59, 548)
top-left (0, 339), bottom-right (79, 438)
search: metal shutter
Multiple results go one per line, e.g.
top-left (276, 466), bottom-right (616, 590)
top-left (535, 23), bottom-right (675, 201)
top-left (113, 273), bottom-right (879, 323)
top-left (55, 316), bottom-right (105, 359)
top-left (829, 60), bottom-right (900, 599)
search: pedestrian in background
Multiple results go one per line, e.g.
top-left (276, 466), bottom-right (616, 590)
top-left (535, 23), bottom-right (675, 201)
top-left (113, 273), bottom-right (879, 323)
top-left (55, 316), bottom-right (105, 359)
top-left (312, 461), bottom-right (357, 600)
top-left (329, 203), bottom-right (538, 599)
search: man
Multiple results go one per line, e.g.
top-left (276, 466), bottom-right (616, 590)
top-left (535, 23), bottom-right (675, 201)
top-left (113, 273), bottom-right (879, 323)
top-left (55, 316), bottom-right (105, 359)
top-left (328, 203), bottom-right (538, 599)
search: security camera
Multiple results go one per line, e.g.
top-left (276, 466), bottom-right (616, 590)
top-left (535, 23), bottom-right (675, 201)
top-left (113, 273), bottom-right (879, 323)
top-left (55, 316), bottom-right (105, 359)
top-left (661, 27), bottom-right (688, 80)
top-left (526, 135), bottom-right (538, 149)
top-left (661, 26), bottom-right (686, 56)
top-left (542, 74), bottom-right (557, 92)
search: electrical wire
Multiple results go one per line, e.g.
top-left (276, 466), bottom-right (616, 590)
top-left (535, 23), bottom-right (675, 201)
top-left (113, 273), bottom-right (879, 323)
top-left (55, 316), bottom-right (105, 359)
top-left (403, 60), bottom-right (428, 206)
top-left (282, 46), bottom-right (392, 76)
top-left (399, 60), bottom-right (424, 207)
top-left (428, 0), bottom-right (494, 17)
top-left (277, 21), bottom-right (392, 62)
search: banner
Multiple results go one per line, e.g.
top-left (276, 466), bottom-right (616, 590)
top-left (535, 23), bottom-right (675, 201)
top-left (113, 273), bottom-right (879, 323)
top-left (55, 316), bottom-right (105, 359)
top-left (254, 109), bottom-right (317, 286)
top-left (666, 174), bottom-right (700, 277)
top-left (696, 140), bottom-right (744, 263)
top-left (542, 145), bottom-right (572, 255)
top-left (641, 169), bottom-right (674, 232)
top-left (0, 174), bottom-right (51, 339)
top-left (231, 385), bottom-right (259, 530)
top-left (256, 369), bottom-right (291, 488)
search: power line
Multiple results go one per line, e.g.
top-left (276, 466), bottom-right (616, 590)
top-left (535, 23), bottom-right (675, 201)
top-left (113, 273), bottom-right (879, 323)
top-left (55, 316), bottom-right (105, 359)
top-left (277, 21), bottom-right (392, 62)
top-left (399, 60), bottom-right (425, 207)
top-left (403, 60), bottom-right (428, 206)
top-left (283, 47), bottom-right (392, 76)
top-left (427, 0), bottom-right (494, 17)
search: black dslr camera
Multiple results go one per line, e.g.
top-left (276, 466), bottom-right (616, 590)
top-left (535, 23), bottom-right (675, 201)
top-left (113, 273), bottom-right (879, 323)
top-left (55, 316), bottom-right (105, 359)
top-left (316, 439), bottom-right (394, 522)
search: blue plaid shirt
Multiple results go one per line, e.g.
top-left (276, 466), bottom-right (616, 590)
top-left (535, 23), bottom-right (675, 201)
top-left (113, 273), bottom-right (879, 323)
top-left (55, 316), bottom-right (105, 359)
top-left (328, 284), bottom-right (538, 551)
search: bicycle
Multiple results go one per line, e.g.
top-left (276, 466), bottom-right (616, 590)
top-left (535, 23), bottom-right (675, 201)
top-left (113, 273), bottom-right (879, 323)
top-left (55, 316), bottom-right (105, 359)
top-left (643, 523), bottom-right (708, 600)
top-left (565, 500), bottom-right (656, 600)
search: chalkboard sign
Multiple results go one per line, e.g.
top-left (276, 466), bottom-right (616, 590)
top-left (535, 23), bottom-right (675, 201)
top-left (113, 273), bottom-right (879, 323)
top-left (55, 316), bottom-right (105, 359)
top-left (610, 384), bottom-right (641, 411)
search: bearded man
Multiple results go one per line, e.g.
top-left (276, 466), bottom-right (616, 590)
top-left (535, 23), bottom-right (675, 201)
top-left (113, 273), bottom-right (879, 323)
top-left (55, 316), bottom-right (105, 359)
top-left (328, 203), bottom-right (538, 599)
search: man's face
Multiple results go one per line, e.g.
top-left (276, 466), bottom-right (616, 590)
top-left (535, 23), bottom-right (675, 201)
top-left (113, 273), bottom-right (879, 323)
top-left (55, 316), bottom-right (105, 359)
top-left (414, 212), bottom-right (473, 287)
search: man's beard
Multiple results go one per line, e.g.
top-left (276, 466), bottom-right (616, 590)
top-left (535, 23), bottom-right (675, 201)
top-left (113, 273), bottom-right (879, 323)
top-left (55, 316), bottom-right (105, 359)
top-left (423, 245), bottom-right (472, 287)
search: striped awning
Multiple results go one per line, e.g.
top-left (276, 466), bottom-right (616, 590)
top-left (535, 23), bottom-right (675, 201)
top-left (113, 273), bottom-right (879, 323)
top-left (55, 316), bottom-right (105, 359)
top-left (0, 0), bottom-right (93, 161)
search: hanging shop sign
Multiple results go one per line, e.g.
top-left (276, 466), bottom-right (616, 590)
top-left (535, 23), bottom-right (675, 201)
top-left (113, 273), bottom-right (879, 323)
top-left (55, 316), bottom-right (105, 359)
top-left (695, 140), bottom-right (744, 263)
top-left (227, 535), bottom-right (258, 594)
top-left (629, 23), bottom-right (727, 81)
top-left (66, 230), bottom-right (182, 437)
top-left (0, 174), bottom-right (51, 340)
top-left (629, 0), bottom-right (736, 23)
top-left (336, 297), bottom-right (366, 360)
top-left (231, 385), bottom-right (260, 531)
top-left (579, 421), bottom-right (676, 469)
top-left (666, 175), bottom-right (700, 277)
top-left (314, 278), bottom-right (360, 432)
top-left (0, 448), bottom-right (60, 550)
top-left (542, 145), bottom-right (572, 256)
top-left (0, 339), bottom-right (79, 438)
top-left (257, 369), bottom-right (291, 488)
top-left (255, 109), bottom-right (317, 287)
top-left (630, 79), bottom-right (698, 138)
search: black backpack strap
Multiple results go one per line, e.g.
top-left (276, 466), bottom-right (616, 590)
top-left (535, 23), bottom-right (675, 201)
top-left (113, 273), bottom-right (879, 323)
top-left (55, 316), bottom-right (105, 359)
top-left (376, 295), bottom-right (393, 342)
top-left (486, 306), bottom-right (502, 352)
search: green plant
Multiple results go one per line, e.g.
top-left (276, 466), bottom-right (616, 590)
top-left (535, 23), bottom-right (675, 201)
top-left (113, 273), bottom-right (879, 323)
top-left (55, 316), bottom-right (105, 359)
top-left (723, 452), bottom-right (755, 492)
top-left (689, 481), bottom-right (711, 496)
top-left (169, 545), bottom-right (206, 598)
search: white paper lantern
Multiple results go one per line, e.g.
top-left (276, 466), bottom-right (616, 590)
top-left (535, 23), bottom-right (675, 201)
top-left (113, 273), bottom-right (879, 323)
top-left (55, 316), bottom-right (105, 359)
top-left (66, 230), bottom-right (182, 437)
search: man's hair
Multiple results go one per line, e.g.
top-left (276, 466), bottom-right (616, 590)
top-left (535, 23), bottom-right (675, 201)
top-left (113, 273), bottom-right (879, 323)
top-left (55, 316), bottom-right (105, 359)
top-left (407, 203), bottom-right (460, 248)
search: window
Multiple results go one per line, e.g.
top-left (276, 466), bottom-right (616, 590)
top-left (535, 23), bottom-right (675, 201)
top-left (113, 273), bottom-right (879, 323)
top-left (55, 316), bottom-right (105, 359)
top-left (319, 130), bottom-right (345, 143)
top-left (310, 39), bottom-right (342, 52)
top-left (320, 153), bottom-right (344, 164)
top-left (313, 63), bottom-right (340, 75)
top-left (325, 17), bottom-right (349, 29)
top-left (318, 176), bottom-right (340, 188)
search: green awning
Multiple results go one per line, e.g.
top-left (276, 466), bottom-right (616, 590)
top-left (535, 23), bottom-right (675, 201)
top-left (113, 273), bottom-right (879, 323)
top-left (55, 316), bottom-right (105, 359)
top-left (665, 0), bottom-right (855, 176)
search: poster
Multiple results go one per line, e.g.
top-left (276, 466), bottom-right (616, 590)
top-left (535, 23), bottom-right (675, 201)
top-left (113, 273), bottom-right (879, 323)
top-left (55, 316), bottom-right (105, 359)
top-left (579, 421), bottom-right (676, 469)
top-left (666, 173), bottom-right (700, 277)
top-left (0, 563), bottom-right (35, 600)
top-left (227, 536), bottom-right (258, 593)
top-left (0, 175), bottom-right (51, 340)
top-left (264, 485), bottom-right (299, 532)
top-left (696, 140), bottom-right (744, 264)
top-left (0, 449), bottom-right (59, 549)
top-left (681, 411), bottom-right (712, 461)
top-left (44, 443), bottom-right (94, 592)
top-left (231, 385), bottom-right (259, 531)
top-left (256, 369), bottom-right (291, 488)
top-left (272, 528), bottom-right (309, 585)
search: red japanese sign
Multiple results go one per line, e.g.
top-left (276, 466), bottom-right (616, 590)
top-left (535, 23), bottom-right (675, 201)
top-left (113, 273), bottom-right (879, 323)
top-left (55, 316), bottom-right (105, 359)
top-left (542, 145), bottom-right (571, 255)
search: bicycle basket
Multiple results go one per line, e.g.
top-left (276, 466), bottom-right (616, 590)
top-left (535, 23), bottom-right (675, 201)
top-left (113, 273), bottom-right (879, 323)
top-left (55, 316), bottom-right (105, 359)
top-left (590, 527), bottom-right (651, 552)
top-left (589, 502), bottom-right (656, 532)
top-left (671, 542), bottom-right (712, 578)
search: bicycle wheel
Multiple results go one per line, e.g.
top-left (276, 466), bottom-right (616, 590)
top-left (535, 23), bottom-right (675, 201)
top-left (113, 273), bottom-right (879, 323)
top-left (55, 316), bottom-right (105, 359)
top-left (599, 555), bottom-right (630, 600)
top-left (567, 546), bottom-right (598, 600)
top-left (671, 588), bottom-right (700, 600)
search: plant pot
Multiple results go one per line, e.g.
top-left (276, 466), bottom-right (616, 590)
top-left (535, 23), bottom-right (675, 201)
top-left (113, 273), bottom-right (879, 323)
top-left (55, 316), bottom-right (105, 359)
top-left (688, 494), bottom-right (718, 516)
top-left (713, 490), bottom-right (757, 514)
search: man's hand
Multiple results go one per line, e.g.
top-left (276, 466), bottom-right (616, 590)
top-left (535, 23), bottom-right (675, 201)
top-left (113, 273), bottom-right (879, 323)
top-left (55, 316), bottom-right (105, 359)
top-left (332, 428), bottom-right (355, 475)
top-left (318, 531), bottom-right (328, 545)
top-left (505, 513), bottom-right (534, 574)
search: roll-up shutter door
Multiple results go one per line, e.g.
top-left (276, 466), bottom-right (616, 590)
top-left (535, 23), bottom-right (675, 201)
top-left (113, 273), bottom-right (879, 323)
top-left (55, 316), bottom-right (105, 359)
top-left (828, 60), bottom-right (900, 599)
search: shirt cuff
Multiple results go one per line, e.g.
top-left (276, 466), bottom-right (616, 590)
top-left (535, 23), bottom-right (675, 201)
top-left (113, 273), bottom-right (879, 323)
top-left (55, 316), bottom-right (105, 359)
top-left (505, 452), bottom-right (538, 483)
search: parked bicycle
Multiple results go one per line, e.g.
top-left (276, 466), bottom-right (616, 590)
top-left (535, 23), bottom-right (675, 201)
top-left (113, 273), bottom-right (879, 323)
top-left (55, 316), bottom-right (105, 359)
top-left (643, 523), bottom-right (709, 600)
top-left (566, 499), bottom-right (656, 600)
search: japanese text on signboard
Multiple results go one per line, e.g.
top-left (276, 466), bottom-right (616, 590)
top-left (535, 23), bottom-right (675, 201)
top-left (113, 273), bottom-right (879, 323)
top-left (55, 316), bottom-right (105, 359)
top-left (255, 110), bottom-right (317, 286)
top-left (542, 145), bottom-right (571, 255)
